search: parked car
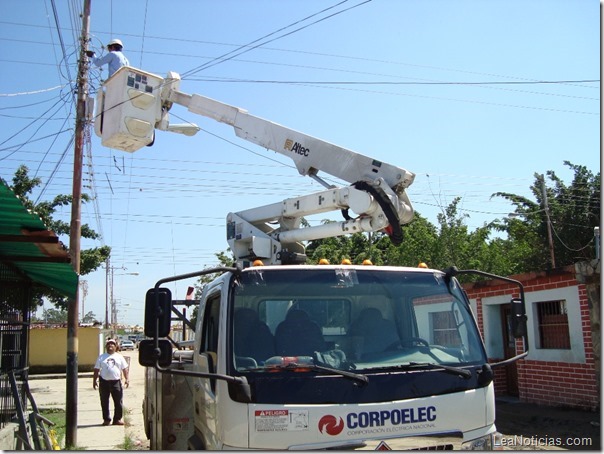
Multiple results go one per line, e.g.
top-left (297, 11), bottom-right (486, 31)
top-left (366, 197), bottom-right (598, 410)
top-left (134, 335), bottom-right (147, 348)
top-left (120, 339), bottom-right (135, 351)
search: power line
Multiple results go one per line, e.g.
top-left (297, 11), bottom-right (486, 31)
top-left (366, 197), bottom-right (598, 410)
top-left (186, 78), bottom-right (600, 86)
top-left (0, 99), bottom-right (73, 161)
top-left (50, 0), bottom-right (74, 84)
top-left (0, 84), bottom-right (67, 97)
top-left (181, 0), bottom-right (372, 78)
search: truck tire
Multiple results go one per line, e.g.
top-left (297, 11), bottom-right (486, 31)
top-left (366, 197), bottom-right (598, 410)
top-left (187, 432), bottom-right (206, 450)
top-left (142, 400), bottom-right (150, 439)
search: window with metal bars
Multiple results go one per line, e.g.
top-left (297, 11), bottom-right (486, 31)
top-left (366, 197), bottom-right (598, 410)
top-left (430, 311), bottom-right (462, 347)
top-left (536, 300), bottom-right (571, 349)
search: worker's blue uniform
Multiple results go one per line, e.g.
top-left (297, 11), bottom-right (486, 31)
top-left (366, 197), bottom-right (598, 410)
top-left (91, 51), bottom-right (129, 78)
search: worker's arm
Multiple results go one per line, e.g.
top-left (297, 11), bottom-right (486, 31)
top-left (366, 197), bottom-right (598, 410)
top-left (122, 363), bottom-right (130, 388)
top-left (93, 368), bottom-right (100, 389)
top-left (87, 52), bottom-right (113, 69)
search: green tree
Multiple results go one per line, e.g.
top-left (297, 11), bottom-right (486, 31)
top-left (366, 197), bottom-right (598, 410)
top-left (307, 198), bottom-right (517, 280)
top-left (306, 226), bottom-right (367, 265)
top-left (492, 161), bottom-right (600, 270)
top-left (81, 311), bottom-right (99, 324)
top-left (40, 308), bottom-right (68, 324)
top-left (190, 250), bottom-right (235, 326)
top-left (375, 213), bottom-right (438, 267)
top-left (10, 165), bottom-right (111, 310)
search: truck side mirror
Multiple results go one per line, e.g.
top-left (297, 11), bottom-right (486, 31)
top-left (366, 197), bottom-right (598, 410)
top-left (510, 297), bottom-right (527, 338)
top-left (138, 339), bottom-right (172, 367)
top-left (144, 287), bottom-right (172, 338)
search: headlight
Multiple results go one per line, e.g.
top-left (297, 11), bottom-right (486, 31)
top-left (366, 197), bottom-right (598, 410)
top-left (462, 432), bottom-right (502, 450)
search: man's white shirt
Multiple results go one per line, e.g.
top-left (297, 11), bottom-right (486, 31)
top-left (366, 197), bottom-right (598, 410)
top-left (95, 353), bottom-right (129, 380)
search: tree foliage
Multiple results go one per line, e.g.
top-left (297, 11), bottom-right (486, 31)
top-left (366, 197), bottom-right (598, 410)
top-left (302, 161), bottom-right (599, 277)
top-left (31, 309), bottom-right (98, 324)
top-left (190, 250), bottom-right (235, 327)
top-left (10, 165), bottom-right (111, 310)
top-left (492, 161), bottom-right (600, 270)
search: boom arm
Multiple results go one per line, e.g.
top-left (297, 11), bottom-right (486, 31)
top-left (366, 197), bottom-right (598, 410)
top-left (96, 67), bottom-right (416, 265)
top-left (163, 74), bottom-right (414, 191)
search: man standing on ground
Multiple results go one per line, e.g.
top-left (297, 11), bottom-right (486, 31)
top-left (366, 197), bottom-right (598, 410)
top-left (93, 338), bottom-right (130, 426)
top-left (86, 38), bottom-right (129, 79)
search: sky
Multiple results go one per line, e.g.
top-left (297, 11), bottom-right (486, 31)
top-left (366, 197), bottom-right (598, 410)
top-left (0, 0), bottom-right (600, 327)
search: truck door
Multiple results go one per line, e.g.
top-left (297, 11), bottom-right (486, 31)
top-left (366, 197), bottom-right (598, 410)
top-left (193, 290), bottom-right (222, 449)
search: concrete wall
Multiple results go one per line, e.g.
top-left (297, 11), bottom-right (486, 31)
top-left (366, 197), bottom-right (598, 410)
top-left (29, 327), bottom-right (104, 374)
top-left (0, 424), bottom-right (19, 450)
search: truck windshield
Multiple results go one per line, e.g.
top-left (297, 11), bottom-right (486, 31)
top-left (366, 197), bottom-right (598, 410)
top-left (230, 267), bottom-right (486, 373)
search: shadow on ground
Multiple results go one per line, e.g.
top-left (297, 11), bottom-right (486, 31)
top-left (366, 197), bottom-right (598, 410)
top-left (495, 398), bottom-right (600, 450)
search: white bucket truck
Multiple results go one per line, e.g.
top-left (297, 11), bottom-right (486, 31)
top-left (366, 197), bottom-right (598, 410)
top-left (96, 66), bottom-right (528, 450)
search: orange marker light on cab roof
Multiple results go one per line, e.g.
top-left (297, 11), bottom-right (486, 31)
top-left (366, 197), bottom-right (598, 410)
top-left (341, 258), bottom-right (352, 265)
top-left (252, 259), bottom-right (264, 266)
top-left (418, 262), bottom-right (429, 268)
top-left (362, 259), bottom-right (373, 265)
top-left (318, 258), bottom-right (330, 265)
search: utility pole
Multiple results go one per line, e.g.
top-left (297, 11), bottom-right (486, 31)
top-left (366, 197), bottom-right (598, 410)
top-left (105, 257), bottom-right (110, 329)
top-left (540, 174), bottom-right (556, 269)
top-left (66, 0), bottom-right (91, 447)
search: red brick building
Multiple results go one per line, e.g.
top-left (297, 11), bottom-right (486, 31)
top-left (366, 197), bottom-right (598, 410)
top-left (463, 262), bottom-right (599, 411)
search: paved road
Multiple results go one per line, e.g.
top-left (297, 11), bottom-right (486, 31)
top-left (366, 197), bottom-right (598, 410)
top-left (495, 398), bottom-right (600, 451)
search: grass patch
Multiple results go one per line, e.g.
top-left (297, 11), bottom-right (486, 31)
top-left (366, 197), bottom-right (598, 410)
top-left (118, 434), bottom-right (136, 450)
top-left (39, 408), bottom-right (65, 449)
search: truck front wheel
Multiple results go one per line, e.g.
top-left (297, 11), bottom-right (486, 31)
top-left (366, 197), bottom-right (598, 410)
top-left (187, 432), bottom-right (206, 450)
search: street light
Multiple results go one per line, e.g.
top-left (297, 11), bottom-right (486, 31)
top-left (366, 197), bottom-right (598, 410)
top-left (115, 303), bottom-right (131, 332)
top-left (110, 274), bottom-right (138, 336)
top-left (104, 258), bottom-right (138, 333)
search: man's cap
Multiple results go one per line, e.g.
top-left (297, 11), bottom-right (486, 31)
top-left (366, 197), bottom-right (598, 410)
top-left (107, 38), bottom-right (123, 48)
top-left (105, 338), bottom-right (117, 345)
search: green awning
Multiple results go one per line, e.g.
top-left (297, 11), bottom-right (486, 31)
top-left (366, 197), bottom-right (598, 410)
top-left (0, 178), bottom-right (78, 299)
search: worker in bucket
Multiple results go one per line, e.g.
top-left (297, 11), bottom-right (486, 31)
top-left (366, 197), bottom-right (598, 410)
top-left (93, 338), bottom-right (130, 426)
top-left (86, 38), bottom-right (129, 79)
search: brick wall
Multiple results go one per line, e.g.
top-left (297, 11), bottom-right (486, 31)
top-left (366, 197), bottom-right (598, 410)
top-left (464, 267), bottom-right (598, 411)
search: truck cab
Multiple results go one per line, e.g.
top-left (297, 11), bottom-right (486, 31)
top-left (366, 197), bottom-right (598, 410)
top-left (187, 264), bottom-right (498, 450)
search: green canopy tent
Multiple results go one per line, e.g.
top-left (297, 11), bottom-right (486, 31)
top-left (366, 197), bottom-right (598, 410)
top-left (0, 178), bottom-right (77, 299)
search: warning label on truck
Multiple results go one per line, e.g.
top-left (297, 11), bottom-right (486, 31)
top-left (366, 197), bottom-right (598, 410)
top-left (254, 409), bottom-right (309, 432)
top-left (167, 417), bottom-right (190, 432)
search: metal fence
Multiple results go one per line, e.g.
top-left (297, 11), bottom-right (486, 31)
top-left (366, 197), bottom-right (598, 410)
top-left (0, 263), bottom-right (31, 429)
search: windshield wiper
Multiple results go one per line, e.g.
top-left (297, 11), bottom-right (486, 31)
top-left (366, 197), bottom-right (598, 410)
top-left (263, 362), bottom-right (369, 386)
top-left (402, 362), bottom-right (472, 379)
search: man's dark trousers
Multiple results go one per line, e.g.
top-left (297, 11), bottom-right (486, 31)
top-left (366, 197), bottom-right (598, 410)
top-left (99, 377), bottom-right (123, 423)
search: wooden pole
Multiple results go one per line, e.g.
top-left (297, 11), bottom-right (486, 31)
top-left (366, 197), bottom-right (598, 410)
top-left (66, 0), bottom-right (91, 447)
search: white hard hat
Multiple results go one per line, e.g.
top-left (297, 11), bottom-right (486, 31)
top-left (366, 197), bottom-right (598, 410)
top-left (107, 38), bottom-right (123, 48)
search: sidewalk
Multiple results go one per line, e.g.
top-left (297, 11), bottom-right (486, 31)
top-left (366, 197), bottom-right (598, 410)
top-left (28, 353), bottom-right (148, 450)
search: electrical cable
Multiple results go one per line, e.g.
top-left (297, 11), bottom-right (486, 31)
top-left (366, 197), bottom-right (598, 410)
top-left (0, 84), bottom-right (67, 97)
top-left (34, 100), bottom-right (75, 178)
top-left (185, 78), bottom-right (600, 86)
top-left (0, 90), bottom-right (72, 152)
top-left (138, 0), bottom-right (149, 68)
top-left (34, 133), bottom-right (75, 203)
top-left (181, 0), bottom-right (372, 78)
top-left (50, 0), bottom-right (74, 83)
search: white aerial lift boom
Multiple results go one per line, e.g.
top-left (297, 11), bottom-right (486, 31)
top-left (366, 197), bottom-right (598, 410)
top-left (95, 66), bottom-right (415, 265)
